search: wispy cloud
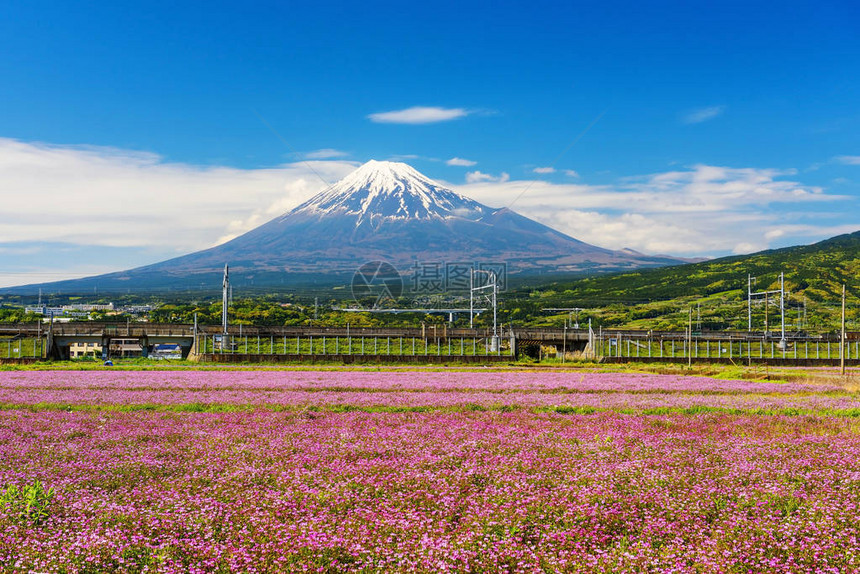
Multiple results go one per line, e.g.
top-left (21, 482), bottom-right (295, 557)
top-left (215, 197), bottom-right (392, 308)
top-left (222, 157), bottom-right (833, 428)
top-left (446, 157), bottom-right (477, 167)
top-left (303, 148), bottom-right (349, 160)
top-left (682, 105), bottom-right (726, 125)
top-left (458, 164), bottom-right (847, 256)
top-left (564, 169), bottom-right (579, 178)
top-left (465, 170), bottom-right (510, 184)
top-left (387, 154), bottom-right (441, 163)
top-left (834, 155), bottom-right (860, 165)
top-left (368, 106), bottom-right (469, 124)
top-left (532, 166), bottom-right (555, 174)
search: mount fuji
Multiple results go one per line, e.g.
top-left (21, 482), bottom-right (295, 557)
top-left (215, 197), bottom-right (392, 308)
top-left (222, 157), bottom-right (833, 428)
top-left (5, 160), bottom-right (690, 293)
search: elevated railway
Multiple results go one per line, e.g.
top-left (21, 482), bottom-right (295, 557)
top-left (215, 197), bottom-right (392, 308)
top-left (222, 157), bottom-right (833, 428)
top-left (0, 323), bottom-right (857, 364)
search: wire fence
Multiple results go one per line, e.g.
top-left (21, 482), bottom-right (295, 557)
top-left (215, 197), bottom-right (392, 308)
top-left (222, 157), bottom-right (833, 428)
top-left (195, 334), bottom-right (511, 357)
top-left (595, 334), bottom-right (859, 361)
top-left (0, 338), bottom-right (44, 360)
top-left (2, 325), bottom-right (858, 364)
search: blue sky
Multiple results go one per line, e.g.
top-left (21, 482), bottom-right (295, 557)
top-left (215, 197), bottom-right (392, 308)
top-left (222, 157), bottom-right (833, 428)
top-left (1, 0), bottom-right (859, 287)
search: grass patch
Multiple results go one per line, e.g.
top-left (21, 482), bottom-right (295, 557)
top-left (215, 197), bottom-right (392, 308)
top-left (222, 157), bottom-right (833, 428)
top-left (1, 402), bottom-right (858, 417)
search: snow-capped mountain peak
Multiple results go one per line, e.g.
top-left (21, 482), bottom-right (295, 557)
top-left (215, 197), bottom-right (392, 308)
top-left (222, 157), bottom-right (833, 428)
top-left (289, 160), bottom-right (489, 224)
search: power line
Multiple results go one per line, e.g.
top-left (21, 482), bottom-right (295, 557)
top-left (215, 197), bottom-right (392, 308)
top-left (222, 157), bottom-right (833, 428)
top-left (506, 109), bottom-right (608, 211)
top-left (251, 108), bottom-right (333, 188)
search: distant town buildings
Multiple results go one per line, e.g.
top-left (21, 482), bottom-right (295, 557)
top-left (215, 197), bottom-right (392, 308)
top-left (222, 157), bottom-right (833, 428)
top-left (25, 303), bottom-right (115, 316)
top-left (69, 341), bottom-right (102, 358)
top-left (24, 306), bottom-right (66, 317)
top-left (22, 302), bottom-right (157, 320)
top-left (123, 305), bottom-right (157, 315)
top-left (109, 338), bottom-right (143, 357)
top-left (67, 340), bottom-right (180, 359)
top-left (150, 343), bottom-right (182, 360)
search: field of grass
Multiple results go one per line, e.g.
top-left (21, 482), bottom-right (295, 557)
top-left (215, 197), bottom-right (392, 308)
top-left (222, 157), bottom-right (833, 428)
top-left (1, 366), bottom-right (859, 572)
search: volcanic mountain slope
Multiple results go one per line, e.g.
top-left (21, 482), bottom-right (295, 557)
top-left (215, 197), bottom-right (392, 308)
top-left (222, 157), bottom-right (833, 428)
top-left (4, 160), bottom-right (689, 293)
top-left (179, 160), bottom-right (654, 270)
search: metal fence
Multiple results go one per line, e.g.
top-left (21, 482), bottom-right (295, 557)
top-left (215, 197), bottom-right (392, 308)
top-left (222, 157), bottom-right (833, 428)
top-left (1, 337), bottom-right (43, 359)
top-left (595, 334), bottom-right (859, 361)
top-left (195, 333), bottom-right (513, 358)
top-left (3, 322), bottom-right (857, 364)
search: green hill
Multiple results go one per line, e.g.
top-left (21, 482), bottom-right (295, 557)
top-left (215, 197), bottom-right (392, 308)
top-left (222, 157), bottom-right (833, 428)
top-left (506, 231), bottom-right (860, 332)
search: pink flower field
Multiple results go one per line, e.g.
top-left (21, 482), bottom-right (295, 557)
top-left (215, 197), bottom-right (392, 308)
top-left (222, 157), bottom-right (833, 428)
top-left (0, 370), bottom-right (855, 415)
top-left (0, 369), bottom-right (858, 572)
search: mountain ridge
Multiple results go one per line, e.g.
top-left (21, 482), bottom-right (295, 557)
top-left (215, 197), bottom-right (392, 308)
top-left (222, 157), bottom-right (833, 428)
top-left (510, 230), bottom-right (860, 329)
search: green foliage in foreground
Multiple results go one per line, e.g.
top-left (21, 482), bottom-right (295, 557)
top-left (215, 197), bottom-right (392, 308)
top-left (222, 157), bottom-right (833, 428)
top-left (2, 401), bottom-right (859, 418)
top-left (1, 480), bottom-right (55, 525)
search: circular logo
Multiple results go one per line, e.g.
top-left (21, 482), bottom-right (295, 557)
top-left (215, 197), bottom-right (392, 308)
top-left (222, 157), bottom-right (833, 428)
top-left (351, 261), bottom-right (403, 308)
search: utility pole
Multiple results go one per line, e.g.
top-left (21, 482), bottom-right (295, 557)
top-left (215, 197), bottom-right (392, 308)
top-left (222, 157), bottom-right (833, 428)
top-left (779, 272), bottom-right (786, 352)
top-left (749, 273), bottom-right (785, 340)
top-left (748, 274), bottom-right (752, 332)
top-left (588, 317), bottom-right (593, 359)
top-left (469, 269), bottom-right (474, 328)
top-left (562, 322), bottom-right (566, 364)
top-left (492, 272), bottom-right (498, 354)
top-left (542, 308), bottom-right (584, 329)
top-left (471, 269), bottom-right (499, 352)
top-left (841, 284), bottom-right (846, 376)
top-left (222, 264), bottom-right (229, 350)
top-left (688, 307), bottom-right (693, 368)
top-left (48, 310), bottom-right (54, 360)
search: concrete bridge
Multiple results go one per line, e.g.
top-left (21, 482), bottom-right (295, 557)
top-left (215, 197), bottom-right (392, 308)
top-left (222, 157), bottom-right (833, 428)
top-left (0, 323), bottom-right (197, 360)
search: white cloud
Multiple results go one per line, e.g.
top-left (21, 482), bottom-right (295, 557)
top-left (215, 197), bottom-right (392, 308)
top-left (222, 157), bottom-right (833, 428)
top-left (532, 166), bottom-right (555, 174)
top-left (0, 137), bottom-right (853, 286)
top-left (368, 106), bottom-right (469, 124)
top-left (457, 164), bottom-right (849, 256)
top-left (682, 105), bottom-right (726, 125)
top-left (732, 242), bottom-right (760, 254)
top-left (446, 157), bottom-right (477, 167)
top-left (387, 154), bottom-right (442, 163)
top-left (765, 229), bottom-right (785, 240)
top-left (0, 137), bottom-right (356, 256)
top-left (564, 169), bottom-right (579, 178)
top-left (465, 170), bottom-right (510, 184)
top-left (303, 148), bottom-right (349, 159)
top-left (835, 155), bottom-right (860, 165)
